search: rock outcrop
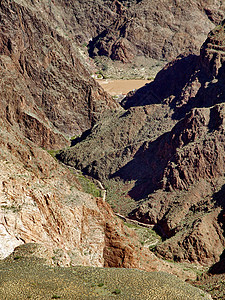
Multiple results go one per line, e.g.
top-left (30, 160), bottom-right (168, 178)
top-left (0, 0), bottom-right (202, 281)
top-left (0, 131), bottom-right (198, 278)
top-left (27, 0), bottom-right (224, 64)
top-left (58, 20), bottom-right (225, 267)
top-left (88, 0), bottom-right (225, 62)
top-left (0, 0), bottom-right (117, 146)
top-left (2, 1), bottom-right (225, 296)
top-left (0, 0), bottom-right (140, 271)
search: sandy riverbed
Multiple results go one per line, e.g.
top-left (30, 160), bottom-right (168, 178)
top-left (96, 79), bottom-right (150, 96)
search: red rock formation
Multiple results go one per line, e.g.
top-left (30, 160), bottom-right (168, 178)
top-left (0, 0), bottom-right (117, 149)
top-left (0, 0), bottom-right (142, 271)
top-left (0, 0), bottom-right (201, 281)
top-left (58, 20), bottom-right (225, 266)
top-left (0, 132), bottom-right (198, 279)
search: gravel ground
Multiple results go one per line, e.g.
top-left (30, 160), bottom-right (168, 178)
top-left (0, 257), bottom-right (212, 299)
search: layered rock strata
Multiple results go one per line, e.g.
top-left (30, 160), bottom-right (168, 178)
top-left (0, 0), bottom-right (201, 280)
top-left (58, 21), bottom-right (225, 266)
top-left (0, 0), bottom-right (117, 145)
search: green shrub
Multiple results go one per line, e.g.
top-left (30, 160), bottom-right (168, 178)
top-left (112, 289), bottom-right (121, 295)
top-left (98, 282), bottom-right (104, 287)
top-left (47, 149), bottom-right (61, 160)
top-left (149, 245), bottom-right (156, 252)
top-left (13, 256), bottom-right (21, 260)
top-left (78, 175), bottom-right (101, 198)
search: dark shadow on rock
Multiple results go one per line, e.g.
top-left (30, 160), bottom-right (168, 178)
top-left (121, 54), bottom-right (199, 111)
top-left (111, 101), bottom-right (207, 201)
top-left (110, 130), bottom-right (174, 201)
top-left (173, 66), bottom-right (225, 120)
top-left (212, 184), bottom-right (225, 208)
top-left (88, 29), bottom-right (109, 58)
top-left (122, 52), bottom-right (225, 122)
top-left (208, 104), bottom-right (224, 132)
top-left (70, 128), bottom-right (92, 147)
top-left (209, 250), bottom-right (225, 274)
top-left (88, 11), bottom-right (131, 61)
top-left (208, 185), bottom-right (225, 274)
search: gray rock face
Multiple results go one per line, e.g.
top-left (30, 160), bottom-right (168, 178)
top-left (42, 1), bottom-right (225, 64)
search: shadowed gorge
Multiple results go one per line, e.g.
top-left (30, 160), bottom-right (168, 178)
top-left (2, 0), bottom-right (225, 298)
top-left (59, 20), bottom-right (225, 272)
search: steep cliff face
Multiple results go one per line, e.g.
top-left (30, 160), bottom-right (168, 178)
top-left (1, 0), bottom-right (225, 289)
top-left (0, 0), bottom-right (147, 271)
top-left (88, 0), bottom-right (225, 62)
top-left (0, 0), bottom-right (200, 279)
top-left (24, 0), bottom-right (224, 64)
top-left (0, 0), bottom-right (117, 147)
top-left (0, 131), bottom-right (197, 278)
top-left (58, 21), bottom-right (225, 266)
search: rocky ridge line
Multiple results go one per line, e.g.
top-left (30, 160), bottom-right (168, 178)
top-left (57, 20), bottom-right (225, 268)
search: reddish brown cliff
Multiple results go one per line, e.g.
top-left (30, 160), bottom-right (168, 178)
top-left (59, 20), bottom-right (225, 267)
top-left (0, 0), bottom-right (117, 150)
top-left (0, 0), bottom-right (200, 280)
